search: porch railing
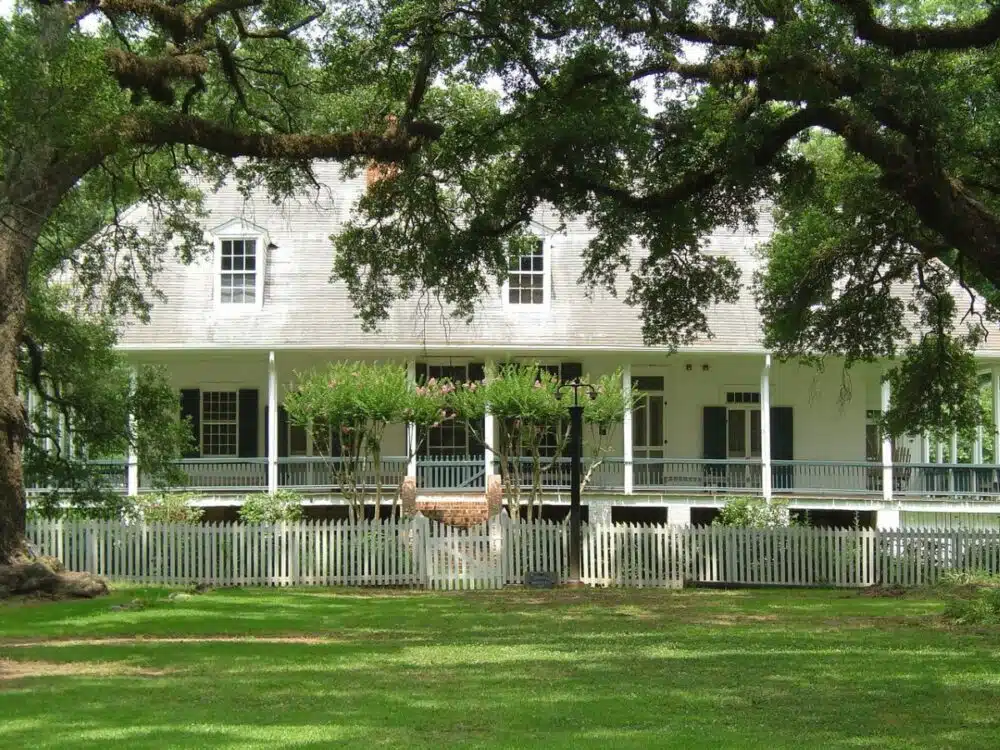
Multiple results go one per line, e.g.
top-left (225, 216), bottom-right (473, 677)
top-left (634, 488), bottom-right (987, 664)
top-left (26, 456), bottom-right (1000, 501)
top-left (417, 455), bottom-right (486, 490)
top-left (147, 458), bottom-right (269, 492)
top-left (633, 458), bottom-right (764, 494)
top-left (277, 456), bottom-right (408, 491)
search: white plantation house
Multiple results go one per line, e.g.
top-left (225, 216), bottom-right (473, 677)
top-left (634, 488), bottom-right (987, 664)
top-left (34, 163), bottom-right (1000, 530)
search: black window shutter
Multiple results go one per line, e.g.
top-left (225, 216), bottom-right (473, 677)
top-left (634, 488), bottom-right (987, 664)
top-left (771, 406), bottom-right (794, 489)
top-left (238, 389), bottom-right (259, 457)
top-left (703, 406), bottom-right (727, 460)
top-left (264, 405), bottom-right (269, 457)
top-left (179, 389), bottom-right (201, 458)
top-left (468, 362), bottom-right (485, 382)
top-left (415, 362), bottom-right (427, 384)
top-left (770, 407), bottom-right (794, 460)
top-left (560, 362), bottom-right (583, 383)
top-left (278, 405), bottom-right (289, 458)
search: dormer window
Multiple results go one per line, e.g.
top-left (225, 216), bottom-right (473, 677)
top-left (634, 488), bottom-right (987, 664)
top-left (506, 238), bottom-right (549, 307)
top-left (211, 218), bottom-right (268, 309)
top-left (221, 238), bottom-right (258, 304)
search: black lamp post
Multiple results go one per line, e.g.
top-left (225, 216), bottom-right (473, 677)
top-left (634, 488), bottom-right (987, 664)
top-left (557, 377), bottom-right (596, 586)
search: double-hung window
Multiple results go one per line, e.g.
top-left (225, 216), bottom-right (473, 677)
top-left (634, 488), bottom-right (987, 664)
top-left (220, 238), bottom-right (258, 304)
top-left (507, 239), bottom-right (547, 305)
top-left (201, 391), bottom-right (238, 456)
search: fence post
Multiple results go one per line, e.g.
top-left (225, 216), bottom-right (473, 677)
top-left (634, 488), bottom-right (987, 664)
top-left (490, 512), bottom-right (505, 588)
top-left (410, 513), bottom-right (430, 588)
top-left (86, 520), bottom-right (99, 575)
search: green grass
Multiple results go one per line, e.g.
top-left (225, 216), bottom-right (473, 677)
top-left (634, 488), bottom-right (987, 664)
top-left (1, 586), bottom-right (998, 749)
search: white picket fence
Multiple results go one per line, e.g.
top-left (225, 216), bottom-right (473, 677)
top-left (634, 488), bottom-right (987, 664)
top-left (24, 517), bottom-right (1000, 589)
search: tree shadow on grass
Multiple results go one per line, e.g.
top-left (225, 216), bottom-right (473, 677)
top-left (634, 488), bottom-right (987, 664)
top-left (1, 588), bottom-right (998, 749)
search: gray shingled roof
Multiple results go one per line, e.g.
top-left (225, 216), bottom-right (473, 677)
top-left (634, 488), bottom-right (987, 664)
top-left (114, 162), bottom-right (1000, 359)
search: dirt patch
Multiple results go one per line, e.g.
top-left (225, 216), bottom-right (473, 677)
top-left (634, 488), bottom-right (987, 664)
top-left (0, 658), bottom-right (168, 682)
top-left (857, 585), bottom-right (908, 598)
top-left (0, 635), bottom-right (352, 649)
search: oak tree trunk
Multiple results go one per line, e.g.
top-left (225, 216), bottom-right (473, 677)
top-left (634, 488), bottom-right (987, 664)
top-left (0, 210), bottom-right (32, 565)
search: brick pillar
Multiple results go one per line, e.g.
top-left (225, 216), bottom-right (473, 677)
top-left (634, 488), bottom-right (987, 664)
top-left (400, 476), bottom-right (417, 518)
top-left (486, 475), bottom-right (503, 518)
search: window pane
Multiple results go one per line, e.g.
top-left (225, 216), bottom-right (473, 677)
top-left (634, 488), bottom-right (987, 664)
top-left (532, 255), bottom-right (543, 271)
top-left (750, 410), bottom-right (761, 456)
top-left (632, 376), bottom-right (664, 392)
top-left (244, 285), bottom-right (256, 304)
top-left (244, 255), bottom-right (256, 271)
top-left (529, 274), bottom-right (543, 289)
top-left (290, 425), bottom-right (307, 455)
top-left (728, 409), bottom-right (746, 457)
top-left (633, 399), bottom-right (647, 447)
top-left (649, 397), bottom-right (663, 446)
top-left (531, 289), bottom-right (544, 303)
top-left (221, 256), bottom-right (232, 271)
top-left (508, 287), bottom-right (519, 304)
top-left (520, 256), bottom-right (532, 271)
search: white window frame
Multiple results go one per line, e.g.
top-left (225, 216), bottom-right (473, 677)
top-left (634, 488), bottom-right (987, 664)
top-left (210, 219), bottom-right (268, 311)
top-left (503, 235), bottom-right (551, 310)
top-left (201, 389), bottom-right (240, 457)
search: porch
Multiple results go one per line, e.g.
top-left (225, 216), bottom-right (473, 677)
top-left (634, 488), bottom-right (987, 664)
top-left (33, 347), bottom-right (1000, 510)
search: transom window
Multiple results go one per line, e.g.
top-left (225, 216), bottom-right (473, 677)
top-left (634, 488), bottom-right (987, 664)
top-left (202, 391), bottom-right (238, 456)
top-left (220, 238), bottom-right (257, 304)
top-left (726, 391), bottom-right (761, 404)
top-left (507, 239), bottom-right (546, 305)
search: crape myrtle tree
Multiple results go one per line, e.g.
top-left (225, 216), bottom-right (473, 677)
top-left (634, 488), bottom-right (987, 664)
top-left (333, 0), bottom-right (1000, 449)
top-left (445, 363), bottom-right (634, 520)
top-left (282, 362), bottom-right (446, 521)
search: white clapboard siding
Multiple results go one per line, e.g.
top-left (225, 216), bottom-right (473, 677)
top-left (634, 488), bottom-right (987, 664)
top-left (24, 519), bottom-right (1000, 589)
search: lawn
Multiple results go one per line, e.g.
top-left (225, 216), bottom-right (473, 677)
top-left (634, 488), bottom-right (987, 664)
top-left (1, 586), bottom-right (998, 749)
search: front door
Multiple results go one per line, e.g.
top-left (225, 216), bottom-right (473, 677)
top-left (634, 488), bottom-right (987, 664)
top-left (632, 376), bottom-right (665, 486)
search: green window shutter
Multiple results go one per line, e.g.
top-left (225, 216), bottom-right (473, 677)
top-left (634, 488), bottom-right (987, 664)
top-left (770, 407), bottom-right (793, 460)
top-left (770, 406), bottom-right (794, 489)
top-left (237, 389), bottom-right (259, 458)
top-left (179, 389), bottom-right (201, 458)
top-left (278, 406), bottom-right (289, 458)
top-left (415, 363), bottom-right (427, 384)
top-left (703, 406), bottom-right (727, 460)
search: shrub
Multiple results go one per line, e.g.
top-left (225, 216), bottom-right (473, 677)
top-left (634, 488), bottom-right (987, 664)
top-left (133, 492), bottom-right (204, 523)
top-left (943, 587), bottom-right (1000, 625)
top-left (714, 496), bottom-right (794, 528)
top-left (940, 570), bottom-right (1000, 588)
top-left (238, 491), bottom-right (305, 524)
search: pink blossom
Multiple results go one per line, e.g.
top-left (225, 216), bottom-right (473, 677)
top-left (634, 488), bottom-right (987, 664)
top-left (428, 377), bottom-right (437, 386)
top-left (328, 379), bottom-right (338, 387)
top-left (534, 381), bottom-right (543, 389)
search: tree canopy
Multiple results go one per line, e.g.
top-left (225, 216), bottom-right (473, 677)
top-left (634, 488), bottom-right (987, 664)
top-left (6, 0), bottom-right (1000, 561)
top-left (332, 0), bottom-right (1000, 438)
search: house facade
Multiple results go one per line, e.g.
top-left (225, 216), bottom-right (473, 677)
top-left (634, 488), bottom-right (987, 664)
top-left (40, 164), bottom-right (1000, 529)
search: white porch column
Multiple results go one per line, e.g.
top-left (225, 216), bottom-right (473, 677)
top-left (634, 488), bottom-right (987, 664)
top-left (975, 425), bottom-right (984, 465)
top-left (881, 380), bottom-right (893, 502)
top-left (407, 360), bottom-right (418, 477)
top-left (761, 354), bottom-right (773, 501)
top-left (622, 364), bottom-right (633, 495)
top-left (484, 411), bottom-right (495, 478)
top-left (920, 432), bottom-right (931, 463)
top-left (267, 351), bottom-right (278, 494)
top-left (668, 505), bottom-right (692, 526)
top-left (949, 430), bottom-right (959, 493)
top-left (126, 371), bottom-right (138, 497)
